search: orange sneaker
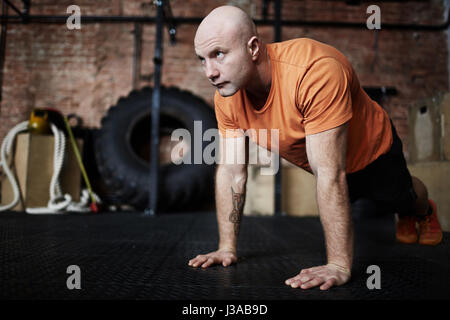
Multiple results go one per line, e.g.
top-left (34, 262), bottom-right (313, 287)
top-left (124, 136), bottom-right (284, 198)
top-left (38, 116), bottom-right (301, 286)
top-left (396, 215), bottom-right (418, 244)
top-left (418, 199), bottom-right (443, 246)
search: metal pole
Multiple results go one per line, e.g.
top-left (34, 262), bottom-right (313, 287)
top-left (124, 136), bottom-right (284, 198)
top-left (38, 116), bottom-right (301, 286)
top-left (144, 0), bottom-right (164, 216)
top-left (2, 0), bottom-right (22, 17)
top-left (0, 1), bottom-right (8, 105)
top-left (22, 0), bottom-right (30, 15)
top-left (0, 15), bottom-right (448, 31)
top-left (132, 22), bottom-right (142, 90)
top-left (274, 0), bottom-right (282, 42)
top-left (274, 0), bottom-right (282, 216)
top-left (162, 0), bottom-right (176, 45)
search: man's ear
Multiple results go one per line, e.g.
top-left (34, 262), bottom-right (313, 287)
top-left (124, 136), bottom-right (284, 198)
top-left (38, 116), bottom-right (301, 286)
top-left (247, 36), bottom-right (260, 61)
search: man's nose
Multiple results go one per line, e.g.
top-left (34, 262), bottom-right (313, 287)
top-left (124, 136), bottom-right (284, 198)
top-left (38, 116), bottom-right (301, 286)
top-left (205, 62), bottom-right (219, 81)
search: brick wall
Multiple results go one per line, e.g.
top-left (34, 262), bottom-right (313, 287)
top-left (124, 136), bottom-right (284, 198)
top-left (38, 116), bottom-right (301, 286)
top-left (0, 0), bottom-right (448, 162)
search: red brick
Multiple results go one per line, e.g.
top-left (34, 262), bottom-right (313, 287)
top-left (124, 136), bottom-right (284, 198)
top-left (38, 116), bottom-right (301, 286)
top-left (0, 0), bottom-right (447, 161)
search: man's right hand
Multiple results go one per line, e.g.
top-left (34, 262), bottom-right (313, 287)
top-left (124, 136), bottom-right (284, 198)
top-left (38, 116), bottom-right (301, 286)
top-left (188, 249), bottom-right (238, 268)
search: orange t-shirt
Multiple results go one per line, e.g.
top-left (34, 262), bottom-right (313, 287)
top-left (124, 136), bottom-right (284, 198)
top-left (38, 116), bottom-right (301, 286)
top-left (214, 38), bottom-right (393, 174)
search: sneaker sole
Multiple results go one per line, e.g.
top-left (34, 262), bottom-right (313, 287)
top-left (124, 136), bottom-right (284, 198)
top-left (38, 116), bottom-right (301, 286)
top-left (396, 234), bottom-right (418, 244)
top-left (419, 233), bottom-right (443, 246)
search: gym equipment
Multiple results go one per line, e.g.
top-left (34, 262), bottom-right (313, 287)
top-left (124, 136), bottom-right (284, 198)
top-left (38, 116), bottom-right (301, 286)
top-left (63, 115), bottom-right (100, 213)
top-left (0, 108), bottom-right (100, 213)
top-left (28, 109), bottom-right (51, 134)
top-left (94, 86), bottom-right (216, 212)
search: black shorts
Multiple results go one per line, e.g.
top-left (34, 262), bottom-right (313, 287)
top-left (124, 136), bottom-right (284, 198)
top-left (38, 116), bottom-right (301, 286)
top-left (346, 121), bottom-right (417, 216)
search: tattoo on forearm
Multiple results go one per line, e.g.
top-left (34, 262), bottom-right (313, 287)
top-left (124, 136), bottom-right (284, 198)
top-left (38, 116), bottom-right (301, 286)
top-left (229, 187), bottom-right (245, 236)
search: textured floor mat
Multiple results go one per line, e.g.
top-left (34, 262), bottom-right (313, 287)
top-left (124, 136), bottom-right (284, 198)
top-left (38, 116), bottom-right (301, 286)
top-left (0, 210), bottom-right (449, 300)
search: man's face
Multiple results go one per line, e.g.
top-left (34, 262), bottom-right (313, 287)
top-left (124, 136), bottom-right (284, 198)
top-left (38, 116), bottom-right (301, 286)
top-left (195, 30), bottom-right (253, 97)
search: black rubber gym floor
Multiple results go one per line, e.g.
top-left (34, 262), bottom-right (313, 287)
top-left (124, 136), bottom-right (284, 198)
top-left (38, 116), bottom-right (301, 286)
top-left (1, 206), bottom-right (449, 301)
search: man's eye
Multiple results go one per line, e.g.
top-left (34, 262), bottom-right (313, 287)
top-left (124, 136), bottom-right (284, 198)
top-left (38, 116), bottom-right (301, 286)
top-left (216, 51), bottom-right (224, 58)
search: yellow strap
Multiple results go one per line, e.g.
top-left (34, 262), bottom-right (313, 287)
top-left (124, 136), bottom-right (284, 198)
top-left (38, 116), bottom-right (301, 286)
top-left (63, 116), bottom-right (96, 205)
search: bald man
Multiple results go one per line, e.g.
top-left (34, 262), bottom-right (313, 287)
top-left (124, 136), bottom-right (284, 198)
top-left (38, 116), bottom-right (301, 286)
top-left (188, 6), bottom-right (442, 290)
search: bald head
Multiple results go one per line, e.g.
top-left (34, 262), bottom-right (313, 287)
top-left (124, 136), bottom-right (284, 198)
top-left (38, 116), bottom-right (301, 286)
top-left (194, 6), bottom-right (268, 97)
top-left (195, 6), bottom-right (257, 48)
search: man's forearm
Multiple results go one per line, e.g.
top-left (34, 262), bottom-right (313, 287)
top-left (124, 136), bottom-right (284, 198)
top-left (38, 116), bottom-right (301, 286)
top-left (215, 165), bottom-right (247, 252)
top-left (316, 171), bottom-right (354, 270)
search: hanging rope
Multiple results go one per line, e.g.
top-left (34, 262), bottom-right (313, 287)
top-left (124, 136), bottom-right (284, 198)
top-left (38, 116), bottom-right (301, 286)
top-left (0, 121), bottom-right (100, 213)
top-left (0, 121), bottom-right (28, 211)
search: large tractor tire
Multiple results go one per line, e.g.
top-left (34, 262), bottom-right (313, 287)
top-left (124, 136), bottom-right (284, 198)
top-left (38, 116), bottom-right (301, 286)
top-left (94, 86), bottom-right (217, 212)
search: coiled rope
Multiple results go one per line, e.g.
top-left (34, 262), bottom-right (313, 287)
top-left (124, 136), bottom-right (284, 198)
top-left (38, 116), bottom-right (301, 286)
top-left (0, 121), bottom-right (99, 213)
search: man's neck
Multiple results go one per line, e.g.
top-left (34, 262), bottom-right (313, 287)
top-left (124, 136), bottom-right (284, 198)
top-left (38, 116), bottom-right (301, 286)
top-left (245, 46), bottom-right (272, 110)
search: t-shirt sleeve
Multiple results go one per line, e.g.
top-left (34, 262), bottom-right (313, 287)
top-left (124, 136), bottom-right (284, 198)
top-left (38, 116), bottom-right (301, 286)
top-left (298, 58), bottom-right (352, 135)
top-left (214, 92), bottom-right (245, 138)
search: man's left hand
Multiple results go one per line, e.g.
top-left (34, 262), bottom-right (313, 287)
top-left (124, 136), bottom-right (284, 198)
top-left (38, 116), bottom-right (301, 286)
top-left (285, 264), bottom-right (351, 290)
